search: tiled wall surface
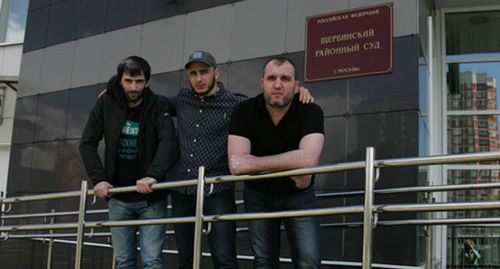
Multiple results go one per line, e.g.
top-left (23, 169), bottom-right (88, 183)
top-left (18, 0), bottom-right (418, 97)
top-left (5, 0), bottom-right (422, 268)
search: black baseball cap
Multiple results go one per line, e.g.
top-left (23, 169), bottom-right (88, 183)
top-left (184, 50), bottom-right (216, 69)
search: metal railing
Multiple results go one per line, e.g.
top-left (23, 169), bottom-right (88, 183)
top-left (1, 148), bottom-right (500, 269)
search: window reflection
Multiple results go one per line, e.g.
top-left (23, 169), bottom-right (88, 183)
top-left (447, 63), bottom-right (500, 111)
top-left (447, 115), bottom-right (500, 156)
top-left (0, 0), bottom-right (29, 43)
top-left (446, 10), bottom-right (500, 56)
top-left (447, 169), bottom-right (500, 205)
top-left (447, 169), bottom-right (500, 268)
top-left (445, 10), bottom-right (500, 269)
top-left (448, 226), bottom-right (500, 268)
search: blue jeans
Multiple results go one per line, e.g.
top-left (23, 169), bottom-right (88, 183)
top-left (171, 190), bottom-right (238, 269)
top-left (244, 187), bottom-right (321, 269)
top-left (108, 197), bottom-right (168, 269)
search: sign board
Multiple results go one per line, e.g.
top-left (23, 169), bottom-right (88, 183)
top-left (305, 3), bottom-right (393, 81)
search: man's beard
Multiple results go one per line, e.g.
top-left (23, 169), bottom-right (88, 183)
top-left (192, 76), bottom-right (216, 97)
top-left (126, 91), bottom-right (143, 103)
top-left (265, 94), bottom-right (293, 109)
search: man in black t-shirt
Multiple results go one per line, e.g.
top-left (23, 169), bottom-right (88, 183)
top-left (228, 56), bottom-right (324, 268)
top-left (80, 56), bottom-right (178, 269)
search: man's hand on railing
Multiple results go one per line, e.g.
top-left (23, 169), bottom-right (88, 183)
top-left (136, 177), bottom-right (157, 194)
top-left (291, 175), bottom-right (312, 189)
top-left (94, 181), bottom-right (113, 198)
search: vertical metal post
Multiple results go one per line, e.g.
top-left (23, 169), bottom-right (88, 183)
top-left (46, 209), bottom-right (55, 269)
top-left (111, 253), bottom-right (116, 269)
top-left (362, 147), bottom-right (375, 269)
top-left (192, 166), bottom-right (206, 269)
top-left (0, 191), bottom-right (4, 248)
top-left (74, 180), bottom-right (88, 269)
top-left (0, 191), bottom-right (4, 227)
top-left (425, 192), bottom-right (433, 269)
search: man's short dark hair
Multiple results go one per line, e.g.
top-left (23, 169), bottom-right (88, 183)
top-left (262, 56), bottom-right (297, 80)
top-left (117, 56), bottom-right (151, 82)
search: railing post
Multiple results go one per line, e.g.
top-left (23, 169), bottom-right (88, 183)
top-left (0, 191), bottom-right (4, 247)
top-left (74, 180), bottom-right (88, 269)
top-left (46, 209), bottom-right (55, 269)
top-left (193, 166), bottom-right (206, 269)
top-left (111, 253), bottom-right (116, 269)
top-left (0, 191), bottom-right (4, 228)
top-left (425, 192), bottom-right (433, 269)
top-left (362, 147), bottom-right (375, 269)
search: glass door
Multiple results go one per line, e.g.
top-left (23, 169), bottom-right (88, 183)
top-left (444, 10), bottom-right (500, 269)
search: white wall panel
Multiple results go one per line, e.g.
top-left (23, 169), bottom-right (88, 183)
top-left (0, 147), bottom-right (10, 194)
top-left (184, 5), bottom-right (232, 66)
top-left (349, 0), bottom-right (418, 36)
top-left (286, 0), bottom-right (349, 53)
top-left (18, 50), bottom-right (44, 97)
top-left (40, 42), bottom-right (75, 93)
top-left (0, 47), bottom-right (5, 76)
top-left (72, 35), bottom-right (103, 88)
top-left (231, 0), bottom-right (287, 61)
top-left (99, 25), bottom-right (142, 83)
top-left (0, 118), bottom-right (13, 143)
top-left (1, 45), bottom-right (23, 77)
top-left (3, 87), bottom-right (17, 118)
top-left (141, 15), bottom-right (186, 74)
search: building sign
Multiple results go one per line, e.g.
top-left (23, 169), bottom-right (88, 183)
top-left (305, 3), bottom-right (393, 81)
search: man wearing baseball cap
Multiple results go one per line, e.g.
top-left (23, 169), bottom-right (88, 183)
top-left (168, 50), bottom-right (244, 268)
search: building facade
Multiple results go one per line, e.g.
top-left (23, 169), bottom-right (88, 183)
top-left (0, 0), bottom-right (26, 202)
top-left (1, 0), bottom-right (499, 268)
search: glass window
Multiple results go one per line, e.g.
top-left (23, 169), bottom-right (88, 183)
top-left (447, 62), bottom-right (500, 111)
top-left (447, 168), bottom-right (499, 202)
top-left (446, 11), bottom-right (500, 56)
top-left (446, 10), bottom-right (500, 268)
top-left (0, 0), bottom-right (29, 43)
top-left (447, 115), bottom-right (500, 155)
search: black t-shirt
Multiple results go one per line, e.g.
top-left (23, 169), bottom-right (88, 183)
top-left (114, 103), bottom-right (143, 201)
top-left (228, 94), bottom-right (324, 196)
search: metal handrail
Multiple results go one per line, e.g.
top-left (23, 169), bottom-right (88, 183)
top-left (1, 151), bottom-right (498, 204)
top-left (2, 200), bottom-right (500, 233)
top-left (2, 182), bottom-right (499, 221)
top-left (1, 209), bottom-right (109, 220)
top-left (1, 152), bottom-right (500, 204)
top-left (317, 181), bottom-right (500, 197)
top-left (375, 151), bottom-right (500, 167)
top-left (27, 237), bottom-right (423, 269)
top-left (1, 150), bottom-right (500, 269)
top-left (2, 151), bottom-right (499, 204)
top-left (5, 217), bottom-right (500, 240)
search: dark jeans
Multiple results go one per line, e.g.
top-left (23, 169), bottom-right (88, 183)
top-left (244, 187), bottom-right (321, 269)
top-left (171, 190), bottom-right (239, 269)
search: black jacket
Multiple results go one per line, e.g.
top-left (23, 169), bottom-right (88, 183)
top-left (79, 80), bottom-right (178, 202)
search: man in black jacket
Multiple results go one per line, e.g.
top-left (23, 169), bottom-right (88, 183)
top-left (79, 56), bottom-right (178, 269)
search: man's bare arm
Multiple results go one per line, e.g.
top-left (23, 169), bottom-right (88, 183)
top-left (228, 133), bottom-right (324, 175)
